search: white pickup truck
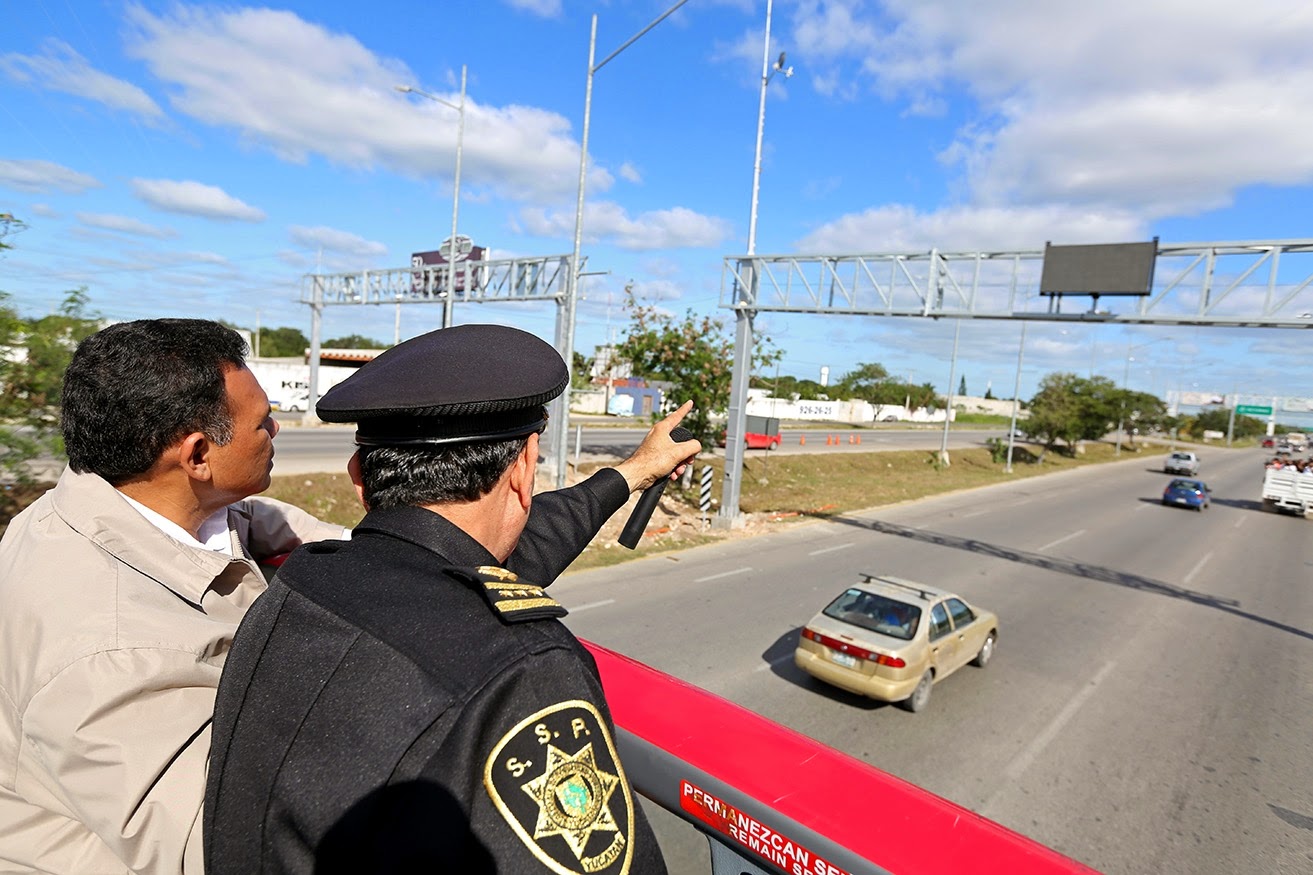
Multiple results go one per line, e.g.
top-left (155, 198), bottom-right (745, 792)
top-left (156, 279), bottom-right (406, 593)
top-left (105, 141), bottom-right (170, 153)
top-left (1164, 451), bottom-right (1200, 476)
top-left (1261, 468), bottom-right (1313, 517)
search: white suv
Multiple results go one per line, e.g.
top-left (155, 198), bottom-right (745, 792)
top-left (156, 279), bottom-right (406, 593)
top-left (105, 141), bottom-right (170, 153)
top-left (1164, 451), bottom-right (1200, 476)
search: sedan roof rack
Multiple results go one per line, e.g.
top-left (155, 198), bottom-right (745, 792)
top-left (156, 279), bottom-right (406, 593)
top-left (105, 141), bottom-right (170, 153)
top-left (858, 572), bottom-right (937, 600)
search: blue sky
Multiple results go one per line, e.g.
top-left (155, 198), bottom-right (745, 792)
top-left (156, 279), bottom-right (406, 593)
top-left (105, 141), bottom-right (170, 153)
top-left (3, 0), bottom-right (1312, 413)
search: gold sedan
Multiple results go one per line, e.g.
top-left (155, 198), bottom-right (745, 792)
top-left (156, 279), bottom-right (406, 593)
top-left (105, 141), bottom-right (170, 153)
top-left (794, 573), bottom-right (998, 712)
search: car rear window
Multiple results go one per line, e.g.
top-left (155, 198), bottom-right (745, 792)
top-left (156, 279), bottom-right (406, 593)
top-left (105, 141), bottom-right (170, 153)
top-left (822, 589), bottom-right (921, 641)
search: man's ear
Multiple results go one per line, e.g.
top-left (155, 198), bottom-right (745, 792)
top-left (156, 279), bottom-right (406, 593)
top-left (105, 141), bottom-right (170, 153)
top-left (347, 450), bottom-right (369, 510)
top-left (176, 432), bottom-right (213, 483)
top-left (509, 434), bottom-right (538, 510)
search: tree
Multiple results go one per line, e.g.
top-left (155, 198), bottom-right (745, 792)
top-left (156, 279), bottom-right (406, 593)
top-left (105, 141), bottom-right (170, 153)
top-left (1189, 407), bottom-right (1265, 439)
top-left (0, 288), bottom-right (101, 484)
top-left (1026, 372), bottom-right (1127, 459)
top-left (1114, 389), bottom-right (1168, 446)
top-left (256, 326), bottom-right (310, 358)
top-left (616, 295), bottom-right (781, 444)
top-left (958, 375), bottom-right (967, 396)
top-left (835, 363), bottom-right (890, 400)
top-left (1, 213), bottom-right (28, 253)
top-left (324, 334), bottom-right (388, 349)
top-left (753, 374), bottom-right (827, 401)
top-left (571, 350), bottom-right (595, 390)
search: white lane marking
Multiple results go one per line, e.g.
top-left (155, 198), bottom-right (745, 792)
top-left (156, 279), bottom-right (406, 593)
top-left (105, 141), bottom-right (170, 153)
top-left (958, 509), bottom-right (988, 519)
top-left (982, 660), bottom-right (1116, 815)
top-left (570, 599), bottom-right (615, 612)
top-left (1234, 516), bottom-right (1247, 529)
top-left (1183, 552), bottom-right (1212, 585)
top-left (755, 654), bottom-right (795, 673)
top-left (694, 567), bottom-right (753, 583)
top-left (1037, 529), bottom-right (1086, 553)
top-left (809, 543), bottom-right (854, 556)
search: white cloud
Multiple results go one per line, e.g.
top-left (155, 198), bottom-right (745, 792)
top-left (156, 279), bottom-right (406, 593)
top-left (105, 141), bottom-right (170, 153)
top-left (795, 203), bottom-right (1145, 253)
top-left (519, 201), bottom-right (734, 250)
top-left (132, 178), bottom-right (266, 222)
top-left (288, 225), bottom-right (388, 259)
top-left (124, 6), bottom-right (596, 204)
top-left (76, 212), bottom-right (179, 239)
top-left (502, 0), bottom-right (562, 18)
top-left (0, 159), bottom-right (101, 194)
top-left (619, 162), bottom-right (643, 184)
top-left (0, 39), bottom-right (164, 120)
top-left (790, 0), bottom-right (1313, 217)
top-left (29, 203), bottom-right (60, 218)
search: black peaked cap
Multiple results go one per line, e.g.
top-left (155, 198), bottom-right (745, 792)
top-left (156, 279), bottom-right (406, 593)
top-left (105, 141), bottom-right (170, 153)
top-left (317, 324), bottom-right (568, 447)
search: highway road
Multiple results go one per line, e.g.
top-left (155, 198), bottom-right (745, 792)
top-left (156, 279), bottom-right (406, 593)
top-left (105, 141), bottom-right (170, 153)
top-left (267, 419), bottom-right (1011, 476)
top-left (550, 447), bottom-right (1313, 874)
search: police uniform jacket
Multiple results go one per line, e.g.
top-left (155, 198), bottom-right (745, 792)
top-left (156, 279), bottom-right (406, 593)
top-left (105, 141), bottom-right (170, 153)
top-left (204, 477), bottom-right (668, 875)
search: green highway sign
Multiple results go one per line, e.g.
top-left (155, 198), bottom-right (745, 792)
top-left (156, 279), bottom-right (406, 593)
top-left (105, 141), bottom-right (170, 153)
top-left (1236, 404), bottom-right (1272, 416)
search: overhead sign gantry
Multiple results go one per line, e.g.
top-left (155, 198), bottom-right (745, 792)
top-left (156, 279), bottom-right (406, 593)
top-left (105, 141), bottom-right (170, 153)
top-left (300, 253), bottom-right (583, 487)
top-left (716, 238), bottom-right (1313, 526)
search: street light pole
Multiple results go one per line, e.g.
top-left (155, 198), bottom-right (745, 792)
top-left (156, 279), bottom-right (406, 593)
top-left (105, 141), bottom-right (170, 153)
top-left (1005, 321), bottom-right (1027, 474)
top-left (1116, 342), bottom-right (1133, 456)
top-left (562, 1), bottom-right (689, 489)
top-left (395, 67), bottom-right (466, 330)
top-left (720, 0), bottom-right (793, 527)
top-left (939, 317), bottom-right (961, 467)
top-left (1115, 337), bottom-right (1169, 456)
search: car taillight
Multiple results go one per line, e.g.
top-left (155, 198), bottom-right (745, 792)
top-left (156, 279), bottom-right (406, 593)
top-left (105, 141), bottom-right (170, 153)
top-left (802, 628), bottom-right (905, 667)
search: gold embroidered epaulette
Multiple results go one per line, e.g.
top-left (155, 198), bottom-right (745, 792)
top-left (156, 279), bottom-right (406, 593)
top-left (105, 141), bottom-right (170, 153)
top-left (448, 565), bottom-right (568, 623)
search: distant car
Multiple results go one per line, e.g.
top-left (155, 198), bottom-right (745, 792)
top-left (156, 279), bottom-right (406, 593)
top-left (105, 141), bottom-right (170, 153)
top-left (1162, 478), bottom-right (1210, 511)
top-left (1262, 437), bottom-right (1275, 449)
top-left (1164, 451), bottom-right (1200, 475)
top-left (881, 414), bottom-right (899, 422)
top-left (794, 573), bottom-right (998, 713)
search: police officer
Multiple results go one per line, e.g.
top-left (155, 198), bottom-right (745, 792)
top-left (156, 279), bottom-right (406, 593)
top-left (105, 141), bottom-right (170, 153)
top-left (204, 324), bottom-right (697, 875)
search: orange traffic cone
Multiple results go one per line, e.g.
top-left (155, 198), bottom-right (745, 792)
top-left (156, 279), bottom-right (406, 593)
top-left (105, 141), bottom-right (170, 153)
top-left (799, 434), bottom-right (806, 445)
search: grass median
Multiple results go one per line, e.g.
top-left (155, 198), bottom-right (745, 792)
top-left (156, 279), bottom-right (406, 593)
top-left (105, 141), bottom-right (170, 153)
top-left (261, 440), bottom-right (1152, 573)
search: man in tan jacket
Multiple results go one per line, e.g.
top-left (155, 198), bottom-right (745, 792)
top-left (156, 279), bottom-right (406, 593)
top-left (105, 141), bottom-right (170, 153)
top-left (0, 318), bottom-right (696, 874)
top-left (0, 319), bottom-right (346, 873)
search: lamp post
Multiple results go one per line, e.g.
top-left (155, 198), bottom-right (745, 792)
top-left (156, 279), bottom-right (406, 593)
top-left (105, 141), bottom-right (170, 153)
top-left (396, 65), bottom-right (466, 330)
top-left (1115, 337), bottom-right (1169, 456)
top-left (719, 0), bottom-right (793, 526)
top-left (747, 0), bottom-right (792, 257)
top-left (562, 1), bottom-right (688, 489)
top-left (938, 318), bottom-right (961, 467)
top-left (1005, 321), bottom-right (1027, 474)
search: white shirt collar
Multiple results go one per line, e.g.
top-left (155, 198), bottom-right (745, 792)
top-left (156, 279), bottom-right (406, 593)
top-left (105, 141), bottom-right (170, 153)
top-left (118, 493), bottom-right (233, 555)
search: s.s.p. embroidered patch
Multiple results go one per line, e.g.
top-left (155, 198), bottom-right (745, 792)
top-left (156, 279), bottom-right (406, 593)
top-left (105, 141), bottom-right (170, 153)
top-left (484, 700), bottom-right (634, 874)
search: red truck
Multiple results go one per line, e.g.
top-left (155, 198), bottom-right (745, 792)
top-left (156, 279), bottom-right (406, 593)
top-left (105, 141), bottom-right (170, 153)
top-left (719, 414), bottom-right (782, 450)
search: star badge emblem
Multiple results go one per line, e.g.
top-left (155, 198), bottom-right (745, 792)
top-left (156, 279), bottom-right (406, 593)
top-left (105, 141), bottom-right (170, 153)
top-left (523, 741), bottom-right (621, 859)
top-left (484, 700), bottom-right (635, 874)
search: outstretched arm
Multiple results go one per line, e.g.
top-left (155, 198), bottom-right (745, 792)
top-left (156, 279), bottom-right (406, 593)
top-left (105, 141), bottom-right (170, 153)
top-left (506, 402), bottom-right (702, 584)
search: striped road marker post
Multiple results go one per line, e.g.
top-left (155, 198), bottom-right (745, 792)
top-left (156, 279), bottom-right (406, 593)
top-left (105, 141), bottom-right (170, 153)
top-left (700, 466), bottom-right (713, 530)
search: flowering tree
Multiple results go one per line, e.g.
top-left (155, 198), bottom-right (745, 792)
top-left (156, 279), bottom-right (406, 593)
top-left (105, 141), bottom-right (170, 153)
top-left (617, 294), bottom-right (781, 445)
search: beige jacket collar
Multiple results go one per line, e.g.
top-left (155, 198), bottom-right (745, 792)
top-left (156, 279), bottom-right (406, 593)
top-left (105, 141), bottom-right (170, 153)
top-left (49, 467), bottom-right (245, 607)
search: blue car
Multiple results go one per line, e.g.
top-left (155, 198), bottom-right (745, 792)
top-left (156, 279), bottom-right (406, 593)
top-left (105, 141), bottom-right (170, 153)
top-left (1162, 478), bottom-right (1210, 511)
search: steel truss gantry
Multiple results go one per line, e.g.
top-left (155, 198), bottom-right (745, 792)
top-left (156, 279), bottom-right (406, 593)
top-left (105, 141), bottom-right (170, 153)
top-left (716, 239), bottom-right (1313, 525)
top-left (299, 254), bottom-right (580, 485)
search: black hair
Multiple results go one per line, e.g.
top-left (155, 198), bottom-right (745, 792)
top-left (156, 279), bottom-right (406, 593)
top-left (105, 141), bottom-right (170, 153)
top-left (61, 319), bottom-right (248, 484)
top-left (356, 438), bottom-right (529, 510)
